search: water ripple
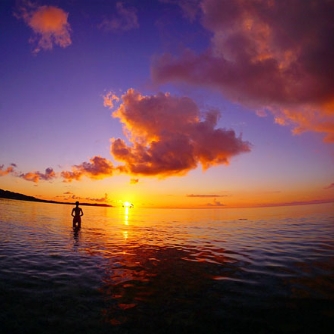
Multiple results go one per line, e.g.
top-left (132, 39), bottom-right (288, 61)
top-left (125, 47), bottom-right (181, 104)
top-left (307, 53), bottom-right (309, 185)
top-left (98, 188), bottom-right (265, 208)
top-left (1, 200), bottom-right (334, 333)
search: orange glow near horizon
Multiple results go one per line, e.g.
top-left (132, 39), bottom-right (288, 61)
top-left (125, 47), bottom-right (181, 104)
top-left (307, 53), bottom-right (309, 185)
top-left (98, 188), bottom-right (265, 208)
top-left (0, 167), bottom-right (332, 209)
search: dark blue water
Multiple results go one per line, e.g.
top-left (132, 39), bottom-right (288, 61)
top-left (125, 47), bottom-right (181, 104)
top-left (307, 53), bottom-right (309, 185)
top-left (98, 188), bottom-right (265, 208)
top-left (1, 199), bottom-right (333, 333)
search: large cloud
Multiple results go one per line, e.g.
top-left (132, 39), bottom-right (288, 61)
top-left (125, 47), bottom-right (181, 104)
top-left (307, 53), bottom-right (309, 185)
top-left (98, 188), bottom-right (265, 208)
top-left (15, 2), bottom-right (71, 53)
top-left (61, 156), bottom-right (115, 182)
top-left (152, 0), bottom-right (334, 142)
top-left (108, 89), bottom-right (251, 176)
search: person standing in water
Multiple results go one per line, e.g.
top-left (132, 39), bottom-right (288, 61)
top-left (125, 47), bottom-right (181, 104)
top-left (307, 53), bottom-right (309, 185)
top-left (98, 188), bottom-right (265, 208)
top-left (72, 201), bottom-right (83, 228)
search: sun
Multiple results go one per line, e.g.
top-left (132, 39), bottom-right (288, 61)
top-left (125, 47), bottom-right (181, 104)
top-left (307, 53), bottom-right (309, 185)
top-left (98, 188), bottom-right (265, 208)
top-left (123, 201), bottom-right (134, 208)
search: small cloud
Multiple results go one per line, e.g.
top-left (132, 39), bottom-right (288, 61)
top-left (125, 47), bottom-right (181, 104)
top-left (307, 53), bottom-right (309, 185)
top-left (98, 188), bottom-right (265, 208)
top-left (61, 156), bottom-right (115, 182)
top-left (103, 92), bottom-right (120, 109)
top-left (187, 194), bottom-right (226, 198)
top-left (269, 199), bottom-right (334, 207)
top-left (274, 116), bottom-right (287, 126)
top-left (20, 167), bottom-right (56, 183)
top-left (108, 89), bottom-right (251, 177)
top-left (86, 193), bottom-right (109, 203)
top-left (15, 2), bottom-right (72, 53)
top-left (324, 183), bottom-right (334, 190)
top-left (98, 2), bottom-right (139, 32)
top-left (130, 178), bottom-right (139, 184)
top-left (0, 164), bottom-right (16, 176)
top-left (207, 198), bottom-right (225, 207)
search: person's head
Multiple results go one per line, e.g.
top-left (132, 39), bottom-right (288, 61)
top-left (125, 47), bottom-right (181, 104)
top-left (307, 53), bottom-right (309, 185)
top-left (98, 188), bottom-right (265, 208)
top-left (75, 201), bottom-right (79, 206)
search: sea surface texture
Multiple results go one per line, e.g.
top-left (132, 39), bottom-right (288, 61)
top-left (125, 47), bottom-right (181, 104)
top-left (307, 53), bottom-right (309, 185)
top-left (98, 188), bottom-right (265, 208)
top-left (1, 199), bottom-right (333, 333)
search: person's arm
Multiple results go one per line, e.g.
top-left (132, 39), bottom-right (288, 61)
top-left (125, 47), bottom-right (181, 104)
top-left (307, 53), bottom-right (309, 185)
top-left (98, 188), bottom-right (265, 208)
top-left (71, 208), bottom-right (75, 217)
top-left (80, 209), bottom-right (84, 216)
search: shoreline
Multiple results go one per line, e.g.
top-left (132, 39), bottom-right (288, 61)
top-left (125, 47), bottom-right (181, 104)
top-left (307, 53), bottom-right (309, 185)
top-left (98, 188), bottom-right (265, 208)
top-left (0, 189), bottom-right (112, 207)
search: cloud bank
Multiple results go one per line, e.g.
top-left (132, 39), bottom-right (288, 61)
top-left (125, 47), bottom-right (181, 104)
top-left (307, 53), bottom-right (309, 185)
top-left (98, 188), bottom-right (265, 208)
top-left (109, 89), bottom-right (251, 177)
top-left (152, 0), bottom-right (334, 142)
top-left (0, 164), bottom-right (56, 183)
top-left (15, 3), bottom-right (71, 53)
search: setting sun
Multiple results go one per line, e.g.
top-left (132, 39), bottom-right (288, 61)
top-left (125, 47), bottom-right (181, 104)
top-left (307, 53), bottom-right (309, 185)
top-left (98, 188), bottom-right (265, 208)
top-left (123, 201), bottom-right (134, 208)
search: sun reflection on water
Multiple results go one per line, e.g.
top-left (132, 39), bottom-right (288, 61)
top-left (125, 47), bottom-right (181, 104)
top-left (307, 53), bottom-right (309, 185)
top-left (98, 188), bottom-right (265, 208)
top-left (122, 206), bottom-right (130, 240)
top-left (124, 207), bottom-right (129, 226)
top-left (122, 230), bottom-right (128, 240)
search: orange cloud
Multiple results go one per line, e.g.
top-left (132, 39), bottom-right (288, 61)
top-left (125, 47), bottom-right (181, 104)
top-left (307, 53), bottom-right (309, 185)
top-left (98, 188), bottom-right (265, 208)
top-left (103, 91), bottom-right (120, 109)
top-left (98, 2), bottom-right (139, 32)
top-left (61, 156), bottom-right (115, 182)
top-left (108, 89), bottom-right (251, 177)
top-left (0, 164), bottom-right (16, 176)
top-left (152, 0), bottom-right (334, 142)
top-left (15, 3), bottom-right (71, 53)
top-left (20, 167), bottom-right (56, 183)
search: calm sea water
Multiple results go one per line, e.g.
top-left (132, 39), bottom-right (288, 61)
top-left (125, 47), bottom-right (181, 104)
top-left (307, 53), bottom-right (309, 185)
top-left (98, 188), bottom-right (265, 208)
top-left (1, 199), bottom-right (333, 333)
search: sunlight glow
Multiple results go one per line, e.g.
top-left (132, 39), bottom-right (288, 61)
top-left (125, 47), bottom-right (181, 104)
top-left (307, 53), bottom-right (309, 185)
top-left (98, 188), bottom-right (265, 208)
top-left (124, 207), bottom-right (129, 225)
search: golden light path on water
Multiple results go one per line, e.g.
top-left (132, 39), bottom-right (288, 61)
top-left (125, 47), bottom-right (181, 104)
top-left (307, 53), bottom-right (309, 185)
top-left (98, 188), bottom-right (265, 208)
top-left (123, 206), bottom-right (130, 240)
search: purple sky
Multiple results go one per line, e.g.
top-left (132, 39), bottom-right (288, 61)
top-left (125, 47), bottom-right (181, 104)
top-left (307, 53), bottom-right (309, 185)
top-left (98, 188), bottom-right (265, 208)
top-left (0, 0), bottom-right (333, 208)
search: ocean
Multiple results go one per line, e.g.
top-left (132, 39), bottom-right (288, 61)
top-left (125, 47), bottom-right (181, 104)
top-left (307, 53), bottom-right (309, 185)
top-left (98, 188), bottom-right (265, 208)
top-left (0, 199), bottom-right (333, 333)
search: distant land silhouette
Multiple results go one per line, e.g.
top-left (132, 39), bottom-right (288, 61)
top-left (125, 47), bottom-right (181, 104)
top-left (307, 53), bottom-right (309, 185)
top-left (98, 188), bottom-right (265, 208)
top-left (0, 189), bottom-right (112, 207)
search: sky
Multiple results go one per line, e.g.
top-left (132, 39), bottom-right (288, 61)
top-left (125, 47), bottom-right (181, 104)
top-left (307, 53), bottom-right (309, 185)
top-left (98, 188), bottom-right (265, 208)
top-left (0, 0), bottom-right (333, 208)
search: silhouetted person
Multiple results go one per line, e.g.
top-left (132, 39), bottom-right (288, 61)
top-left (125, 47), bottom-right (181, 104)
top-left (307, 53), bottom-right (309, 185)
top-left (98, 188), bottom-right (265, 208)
top-left (72, 201), bottom-right (83, 228)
